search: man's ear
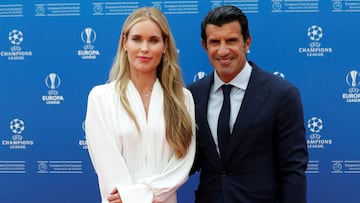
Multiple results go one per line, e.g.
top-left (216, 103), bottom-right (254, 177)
top-left (201, 39), bottom-right (207, 51)
top-left (245, 35), bottom-right (252, 51)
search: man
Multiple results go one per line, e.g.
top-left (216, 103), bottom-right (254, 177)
top-left (188, 5), bottom-right (308, 203)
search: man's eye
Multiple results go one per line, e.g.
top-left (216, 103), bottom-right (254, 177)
top-left (209, 41), bottom-right (219, 45)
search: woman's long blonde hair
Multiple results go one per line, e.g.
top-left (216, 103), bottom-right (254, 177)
top-left (108, 7), bottom-right (192, 159)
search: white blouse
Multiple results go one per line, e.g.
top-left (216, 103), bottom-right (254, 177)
top-left (85, 79), bottom-right (196, 203)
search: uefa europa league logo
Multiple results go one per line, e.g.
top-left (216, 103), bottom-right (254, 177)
top-left (346, 70), bottom-right (360, 93)
top-left (45, 73), bottom-right (61, 95)
top-left (350, 70), bottom-right (358, 87)
top-left (81, 27), bottom-right (96, 50)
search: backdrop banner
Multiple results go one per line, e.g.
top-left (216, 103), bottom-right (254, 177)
top-left (1, 1), bottom-right (359, 202)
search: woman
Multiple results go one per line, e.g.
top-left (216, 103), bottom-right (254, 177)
top-left (85, 7), bottom-right (195, 203)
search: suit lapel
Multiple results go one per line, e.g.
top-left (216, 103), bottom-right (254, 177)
top-left (223, 65), bottom-right (270, 163)
top-left (196, 74), bottom-right (222, 165)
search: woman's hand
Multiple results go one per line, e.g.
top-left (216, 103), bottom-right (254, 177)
top-left (107, 187), bottom-right (122, 203)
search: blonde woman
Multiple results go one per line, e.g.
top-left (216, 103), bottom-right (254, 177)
top-left (85, 7), bottom-right (195, 203)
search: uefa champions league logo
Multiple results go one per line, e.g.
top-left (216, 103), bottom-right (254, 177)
top-left (8, 29), bottom-right (23, 52)
top-left (298, 25), bottom-right (332, 57)
top-left (342, 70), bottom-right (360, 102)
top-left (306, 116), bottom-right (332, 149)
top-left (78, 27), bottom-right (100, 59)
top-left (307, 25), bottom-right (322, 50)
top-left (307, 25), bottom-right (323, 42)
top-left (308, 117), bottom-right (323, 134)
top-left (42, 73), bottom-right (64, 104)
top-left (10, 118), bottom-right (25, 135)
top-left (9, 29), bottom-right (23, 46)
top-left (1, 29), bottom-right (32, 60)
top-left (1, 118), bottom-right (34, 149)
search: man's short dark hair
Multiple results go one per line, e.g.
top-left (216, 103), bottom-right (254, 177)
top-left (201, 5), bottom-right (250, 43)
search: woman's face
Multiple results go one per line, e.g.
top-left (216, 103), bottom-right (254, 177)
top-left (124, 19), bottom-right (167, 76)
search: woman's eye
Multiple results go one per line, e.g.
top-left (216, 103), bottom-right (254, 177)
top-left (150, 38), bottom-right (159, 43)
top-left (132, 37), bottom-right (141, 42)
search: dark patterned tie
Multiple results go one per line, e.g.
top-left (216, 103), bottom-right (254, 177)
top-left (217, 84), bottom-right (233, 159)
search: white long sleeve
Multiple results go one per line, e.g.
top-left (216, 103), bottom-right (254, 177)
top-left (85, 80), bottom-right (195, 203)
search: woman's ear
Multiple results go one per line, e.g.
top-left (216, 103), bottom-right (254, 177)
top-left (123, 35), bottom-right (128, 52)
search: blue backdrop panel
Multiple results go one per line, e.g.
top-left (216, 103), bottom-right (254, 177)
top-left (1, 0), bottom-right (359, 202)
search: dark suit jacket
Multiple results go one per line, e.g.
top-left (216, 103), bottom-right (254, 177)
top-left (187, 62), bottom-right (308, 203)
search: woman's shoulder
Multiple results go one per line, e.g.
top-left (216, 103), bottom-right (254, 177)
top-left (182, 87), bottom-right (195, 106)
top-left (182, 86), bottom-right (192, 98)
top-left (88, 81), bottom-right (117, 98)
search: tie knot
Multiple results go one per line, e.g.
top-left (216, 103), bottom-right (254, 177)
top-left (221, 84), bottom-right (233, 96)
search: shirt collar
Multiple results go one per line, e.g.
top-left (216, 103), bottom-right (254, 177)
top-left (213, 61), bottom-right (252, 92)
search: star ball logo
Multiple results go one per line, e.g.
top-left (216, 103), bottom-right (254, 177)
top-left (2, 118), bottom-right (34, 149)
top-left (0, 29), bottom-right (32, 60)
top-left (342, 70), bottom-right (360, 103)
top-left (42, 73), bottom-right (64, 105)
top-left (298, 25), bottom-right (333, 57)
top-left (306, 116), bottom-right (333, 149)
top-left (77, 27), bottom-right (100, 60)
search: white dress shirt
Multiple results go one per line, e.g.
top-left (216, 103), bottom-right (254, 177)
top-left (85, 79), bottom-right (196, 203)
top-left (207, 61), bottom-right (252, 154)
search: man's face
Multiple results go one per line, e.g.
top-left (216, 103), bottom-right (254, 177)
top-left (202, 21), bottom-right (251, 83)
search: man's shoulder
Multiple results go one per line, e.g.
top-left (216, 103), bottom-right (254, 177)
top-left (250, 62), bottom-right (295, 89)
top-left (187, 73), bottom-right (213, 90)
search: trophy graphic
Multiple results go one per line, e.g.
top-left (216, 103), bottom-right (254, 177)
top-left (46, 73), bottom-right (60, 95)
top-left (85, 27), bottom-right (92, 44)
top-left (49, 73), bottom-right (57, 89)
top-left (350, 70), bottom-right (358, 87)
top-left (82, 27), bottom-right (96, 50)
top-left (346, 70), bottom-right (359, 94)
